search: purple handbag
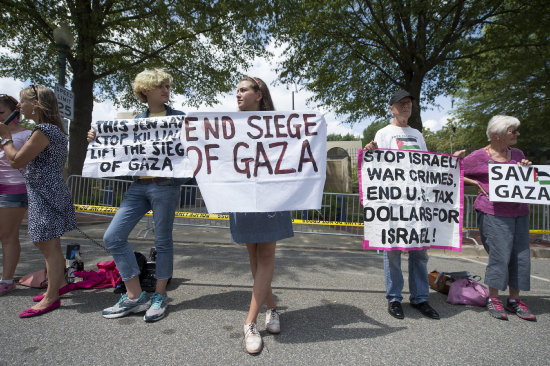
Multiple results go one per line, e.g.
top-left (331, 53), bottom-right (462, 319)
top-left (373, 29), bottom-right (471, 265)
top-left (447, 278), bottom-right (489, 307)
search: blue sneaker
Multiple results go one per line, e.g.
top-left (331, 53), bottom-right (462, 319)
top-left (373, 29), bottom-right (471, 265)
top-left (144, 292), bottom-right (167, 323)
top-left (102, 292), bottom-right (151, 319)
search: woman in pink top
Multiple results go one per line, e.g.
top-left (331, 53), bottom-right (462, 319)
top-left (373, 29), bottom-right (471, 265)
top-left (463, 115), bottom-right (535, 322)
top-left (0, 94), bottom-right (31, 295)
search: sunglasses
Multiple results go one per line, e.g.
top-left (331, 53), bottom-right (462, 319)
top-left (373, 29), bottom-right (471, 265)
top-left (30, 84), bottom-right (39, 101)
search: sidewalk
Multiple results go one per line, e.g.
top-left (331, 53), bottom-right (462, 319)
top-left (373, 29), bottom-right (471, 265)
top-left (54, 212), bottom-right (550, 259)
top-left (6, 213), bottom-right (550, 365)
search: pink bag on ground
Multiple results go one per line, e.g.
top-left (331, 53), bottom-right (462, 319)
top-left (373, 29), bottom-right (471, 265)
top-left (447, 278), bottom-right (489, 307)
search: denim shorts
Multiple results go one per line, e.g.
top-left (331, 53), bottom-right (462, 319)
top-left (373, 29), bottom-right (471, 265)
top-left (0, 193), bottom-right (28, 208)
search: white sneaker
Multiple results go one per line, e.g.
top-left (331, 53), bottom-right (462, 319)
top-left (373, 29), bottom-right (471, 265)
top-left (144, 292), bottom-right (167, 323)
top-left (243, 322), bottom-right (262, 354)
top-left (265, 308), bottom-right (280, 334)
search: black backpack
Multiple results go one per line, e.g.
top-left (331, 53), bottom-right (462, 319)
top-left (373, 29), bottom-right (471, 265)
top-left (113, 251), bottom-right (155, 293)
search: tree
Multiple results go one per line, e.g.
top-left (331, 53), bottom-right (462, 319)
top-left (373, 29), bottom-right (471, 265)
top-left (327, 132), bottom-right (360, 141)
top-left (271, 0), bottom-right (519, 132)
top-left (423, 122), bottom-right (474, 154)
top-left (454, 0), bottom-right (550, 162)
top-left (361, 119), bottom-right (387, 147)
top-left (0, 0), bottom-right (270, 174)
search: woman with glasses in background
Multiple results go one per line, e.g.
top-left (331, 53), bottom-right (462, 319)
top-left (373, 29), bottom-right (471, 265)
top-left (0, 94), bottom-right (32, 295)
top-left (463, 115), bottom-right (536, 322)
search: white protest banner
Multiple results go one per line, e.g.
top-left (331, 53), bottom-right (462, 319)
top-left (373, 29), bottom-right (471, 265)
top-left (83, 111), bottom-right (327, 213)
top-left (186, 111), bottom-right (326, 213)
top-left (358, 149), bottom-right (463, 251)
top-left (489, 164), bottom-right (550, 204)
top-left (82, 115), bottom-right (193, 178)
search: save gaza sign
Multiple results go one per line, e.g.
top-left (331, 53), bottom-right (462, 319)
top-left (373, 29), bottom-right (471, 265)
top-left (489, 164), bottom-right (550, 204)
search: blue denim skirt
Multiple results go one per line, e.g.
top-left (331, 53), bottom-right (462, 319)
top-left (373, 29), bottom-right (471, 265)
top-left (229, 211), bottom-right (294, 244)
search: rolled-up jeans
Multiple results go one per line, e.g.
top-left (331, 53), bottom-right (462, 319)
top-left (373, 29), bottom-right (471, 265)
top-left (103, 180), bottom-right (180, 282)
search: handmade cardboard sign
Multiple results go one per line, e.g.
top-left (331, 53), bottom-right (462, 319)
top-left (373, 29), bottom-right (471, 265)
top-left (358, 149), bottom-right (463, 251)
top-left (83, 111), bottom-right (327, 213)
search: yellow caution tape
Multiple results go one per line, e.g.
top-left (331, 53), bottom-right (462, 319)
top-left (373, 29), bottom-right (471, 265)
top-left (175, 212), bottom-right (229, 220)
top-left (73, 205), bottom-right (550, 233)
top-left (291, 219), bottom-right (363, 227)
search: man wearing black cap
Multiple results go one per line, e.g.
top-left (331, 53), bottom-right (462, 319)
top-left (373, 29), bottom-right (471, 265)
top-left (364, 89), bottom-right (439, 320)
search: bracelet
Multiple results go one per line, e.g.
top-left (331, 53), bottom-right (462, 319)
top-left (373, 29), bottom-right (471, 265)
top-left (0, 138), bottom-right (13, 146)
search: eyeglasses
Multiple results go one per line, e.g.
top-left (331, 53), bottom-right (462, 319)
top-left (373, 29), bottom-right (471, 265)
top-left (508, 129), bottom-right (520, 134)
top-left (31, 84), bottom-right (39, 101)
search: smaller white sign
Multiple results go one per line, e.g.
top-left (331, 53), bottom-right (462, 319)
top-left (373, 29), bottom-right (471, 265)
top-left (489, 164), bottom-right (550, 204)
top-left (55, 84), bottom-right (74, 120)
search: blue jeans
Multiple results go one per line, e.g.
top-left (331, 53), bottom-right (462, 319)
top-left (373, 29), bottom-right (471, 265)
top-left (103, 180), bottom-right (180, 282)
top-left (477, 213), bottom-right (530, 291)
top-left (384, 249), bottom-right (429, 304)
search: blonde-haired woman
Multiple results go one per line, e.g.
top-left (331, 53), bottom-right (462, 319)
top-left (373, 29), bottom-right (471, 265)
top-left (0, 86), bottom-right (77, 317)
top-left (88, 68), bottom-right (190, 322)
top-left (132, 68), bottom-right (173, 104)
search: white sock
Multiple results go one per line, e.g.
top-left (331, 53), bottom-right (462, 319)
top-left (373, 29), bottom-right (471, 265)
top-left (0, 279), bottom-right (14, 284)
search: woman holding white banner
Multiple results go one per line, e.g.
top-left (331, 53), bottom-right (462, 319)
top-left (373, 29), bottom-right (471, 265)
top-left (87, 69), bottom-right (190, 323)
top-left (233, 76), bottom-right (294, 354)
top-left (463, 115), bottom-right (535, 321)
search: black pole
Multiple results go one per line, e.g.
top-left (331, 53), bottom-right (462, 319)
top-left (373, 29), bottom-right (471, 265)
top-left (57, 44), bottom-right (68, 86)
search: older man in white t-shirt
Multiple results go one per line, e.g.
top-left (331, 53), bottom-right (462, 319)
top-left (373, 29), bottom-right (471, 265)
top-left (364, 90), bottom-right (450, 320)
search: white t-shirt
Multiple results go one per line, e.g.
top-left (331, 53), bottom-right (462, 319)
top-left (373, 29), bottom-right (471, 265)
top-left (374, 124), bottom-right (427, 151)
top-left (0, 129), bottom-right (32, 185)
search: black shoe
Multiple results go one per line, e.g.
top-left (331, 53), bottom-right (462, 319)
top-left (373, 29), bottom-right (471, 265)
top-left (388, 301), bottom-right (404, 319)
top-left (411, 301), bottom-right (440, 319)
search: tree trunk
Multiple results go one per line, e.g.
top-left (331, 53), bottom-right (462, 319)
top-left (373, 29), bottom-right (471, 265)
top-left (405, 75), bottom-right (424, 133)
top-left (408, 97), bottom-right (423, 133)
top-left (67, 63), bottom-right (94, 176)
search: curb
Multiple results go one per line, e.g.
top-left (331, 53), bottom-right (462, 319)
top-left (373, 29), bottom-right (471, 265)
top-left (59, 232), bottom-right (550, 259)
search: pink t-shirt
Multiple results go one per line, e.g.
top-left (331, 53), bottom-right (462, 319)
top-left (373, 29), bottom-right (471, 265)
top-left (0, 129), bottom-right (32, 190)
top-left (463, 147), bottom-right (529, 217)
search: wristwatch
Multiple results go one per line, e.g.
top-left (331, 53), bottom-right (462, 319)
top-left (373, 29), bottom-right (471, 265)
top-left (0, 137), bottom-right (13, 146)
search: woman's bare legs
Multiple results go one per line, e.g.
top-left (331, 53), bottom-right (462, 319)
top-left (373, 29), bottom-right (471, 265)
top-left (245, 242), bottom-right (276, 325)
top-left (32, 237), bottom-right (65, 309)
top-left (0, 207), bottom-right (26, 281)
top-left (247, 242), bottom-right (277, 309)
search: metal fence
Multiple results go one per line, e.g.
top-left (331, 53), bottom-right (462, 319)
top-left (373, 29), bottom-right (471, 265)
top-left (66, 175), bottom-right (550, 241)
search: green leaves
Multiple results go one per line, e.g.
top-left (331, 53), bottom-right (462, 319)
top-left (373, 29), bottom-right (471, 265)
top-left (270, 0), bottom-right (509, 131)
top-left (454, 0), bottom-right (550, 160)
top-left (0, 0), bottom-right (270, 173)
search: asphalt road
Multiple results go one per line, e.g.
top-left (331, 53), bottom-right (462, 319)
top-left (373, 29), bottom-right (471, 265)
top-left (1, 227), bottom-right (549, 365)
